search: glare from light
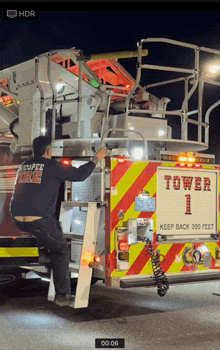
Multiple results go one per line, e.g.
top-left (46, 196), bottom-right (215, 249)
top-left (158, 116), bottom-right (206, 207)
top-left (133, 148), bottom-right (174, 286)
top-left (208, 64), bottom-right (220, 74)
top-left (41, 277), bottom-right (50, 282)
top-left (81, 251), bottom-right (94, 265)
top-left (41, 127), bottom-right (46, 135)
top-left (131, 147), bottom-right (144, 160)
top-left (94, 256), bottom-right (101, 263)
top-left (188, 157), bottom-right (196, 162)
top-left (74, 219), bottom-right (81, 225)
top-left (56, 83), bottom-right (65, 94)
top-left (179, 156), bottom-right (187, 162)
top-left (158, 129), bottom-right (165, 136)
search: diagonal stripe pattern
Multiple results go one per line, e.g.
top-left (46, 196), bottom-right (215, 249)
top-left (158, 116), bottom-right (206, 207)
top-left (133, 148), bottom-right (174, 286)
top-left (109, 160), bottom-right (220, 278)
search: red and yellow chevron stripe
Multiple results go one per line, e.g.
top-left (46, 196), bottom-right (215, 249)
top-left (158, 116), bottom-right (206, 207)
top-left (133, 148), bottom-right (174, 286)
top-left (109, 158), bottom-right (220, 279)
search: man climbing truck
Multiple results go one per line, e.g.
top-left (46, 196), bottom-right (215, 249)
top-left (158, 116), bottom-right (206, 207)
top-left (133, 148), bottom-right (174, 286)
top-left (10, 136), bottom-right (106, 306)
top-left (1, 38), bottom-right (220, 309)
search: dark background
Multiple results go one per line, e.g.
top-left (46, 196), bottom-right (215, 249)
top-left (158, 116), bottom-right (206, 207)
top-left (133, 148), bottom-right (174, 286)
top-left (1, 8), bottom-right (220, 160)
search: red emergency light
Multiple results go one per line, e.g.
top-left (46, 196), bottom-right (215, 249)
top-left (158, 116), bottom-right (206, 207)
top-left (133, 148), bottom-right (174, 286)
top-left (62, 159), bottom-right (72, 166)
top-left (118, 236), bottom-right (130, 251)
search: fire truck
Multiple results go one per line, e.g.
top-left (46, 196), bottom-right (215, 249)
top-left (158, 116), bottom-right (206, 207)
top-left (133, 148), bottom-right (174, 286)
top-left (0, 38), bottom-right (220, 308)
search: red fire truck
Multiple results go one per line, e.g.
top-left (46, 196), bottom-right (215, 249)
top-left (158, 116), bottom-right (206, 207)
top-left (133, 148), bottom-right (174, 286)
top-left (0, 38), bottom-right (220, 308)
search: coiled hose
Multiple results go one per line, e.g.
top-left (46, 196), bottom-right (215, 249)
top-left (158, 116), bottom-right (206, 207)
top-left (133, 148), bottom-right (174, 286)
top-left (138, 236), bottom-right (169, 297)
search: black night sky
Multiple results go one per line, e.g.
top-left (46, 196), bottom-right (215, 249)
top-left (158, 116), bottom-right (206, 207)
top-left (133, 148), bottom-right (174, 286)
top-left (1, 7), bottom-right (220, 160)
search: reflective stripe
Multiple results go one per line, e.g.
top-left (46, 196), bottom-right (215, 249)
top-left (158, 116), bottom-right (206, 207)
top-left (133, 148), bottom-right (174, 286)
top-left (110, 160), bottom-right (220, 278)
top-left (111, 162), bottom-right (147, 211)
top-left (0, 247), bottom-right (39, 257)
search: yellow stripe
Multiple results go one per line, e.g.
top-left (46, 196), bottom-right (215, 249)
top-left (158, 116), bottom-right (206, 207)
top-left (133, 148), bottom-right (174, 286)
top-left (202, 165), bottom-right (215, 169)
top-left (167, 245), bottom-right (187, 273)
top-left (162, 162), bottom-right (176, 167)
top-left (111, 161), bottom-right (148, 212)
top-left (129, 243), bottom-right (145, 267)
top-left (143, 172), bottom-right (157, 196)
top-left (111, 159), bottom-right (118, 171)
top-left (140, 244), bottom-right (172, 275)
top-left (0, 247), bottom-right (39, 258)
top-left (111, 172), bottom-right (157, 235)
top-left (140, 259), bottom-right (152, 275)
top-left (111, 269), bottom-right (128, 277)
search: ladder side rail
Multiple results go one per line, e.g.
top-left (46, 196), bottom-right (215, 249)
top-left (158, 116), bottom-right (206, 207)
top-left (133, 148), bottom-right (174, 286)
top-left (73, 202), bottom-right (101, 308)
top-left (34, 57), bottom-right (45, 134)
top-left (124, 41), bottom-right (143, 131)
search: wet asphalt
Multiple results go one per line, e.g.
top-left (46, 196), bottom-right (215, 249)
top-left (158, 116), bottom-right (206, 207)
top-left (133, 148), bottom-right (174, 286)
top-left (1, 278), bottom-right (220, 350)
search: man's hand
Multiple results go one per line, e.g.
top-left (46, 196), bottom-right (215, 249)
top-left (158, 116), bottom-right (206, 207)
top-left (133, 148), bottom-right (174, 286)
top-left (95, 147), bottom-right (107, 160)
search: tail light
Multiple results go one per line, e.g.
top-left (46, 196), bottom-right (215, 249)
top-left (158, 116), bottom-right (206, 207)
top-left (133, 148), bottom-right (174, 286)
top-left (116, 227), bottom-right (130, 270)
top-left (94, 256), bottom-right (101, 264)
top-left (118, 237), bottom-right (130, 251)
top-left (62, 159), bottom-right (72, 166)
top-left (117, 156), bottom-right (126, 163)
top-left (56, 158), bottom-right (72, 166)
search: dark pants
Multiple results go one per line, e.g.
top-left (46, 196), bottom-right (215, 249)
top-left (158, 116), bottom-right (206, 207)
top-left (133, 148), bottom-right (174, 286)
top-left (12, 216), bottom-right (71, 295)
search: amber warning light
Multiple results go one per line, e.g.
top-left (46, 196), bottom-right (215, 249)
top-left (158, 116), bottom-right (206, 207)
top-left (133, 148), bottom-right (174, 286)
top-left (178, 152), bottom-right (196, 163)
top-left (161, 152), bottom-right (213, 165)
top-left (177, 152), bottom-right (201, 168)
top-left (81, 251), bottom-right (101, 266)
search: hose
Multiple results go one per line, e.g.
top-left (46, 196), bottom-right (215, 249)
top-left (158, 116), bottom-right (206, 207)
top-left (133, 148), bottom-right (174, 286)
top-left (138, 236), bottom-right (169, 296)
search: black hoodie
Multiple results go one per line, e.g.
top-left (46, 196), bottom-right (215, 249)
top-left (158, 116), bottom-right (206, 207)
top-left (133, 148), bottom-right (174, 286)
top-left (10, 156), bottom-right (96, 217)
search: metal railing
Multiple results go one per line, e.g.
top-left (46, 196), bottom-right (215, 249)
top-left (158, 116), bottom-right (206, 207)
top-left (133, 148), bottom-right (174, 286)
top-left (125, 38), bottom-right (220, 147)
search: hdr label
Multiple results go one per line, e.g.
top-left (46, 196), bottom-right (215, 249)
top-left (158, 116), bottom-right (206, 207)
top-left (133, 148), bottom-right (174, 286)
top-left (5, 10), bottom-right (38, 19)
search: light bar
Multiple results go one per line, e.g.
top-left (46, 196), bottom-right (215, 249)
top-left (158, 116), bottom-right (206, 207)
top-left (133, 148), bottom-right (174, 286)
top-left (161, 151), bottom-right (214, 164)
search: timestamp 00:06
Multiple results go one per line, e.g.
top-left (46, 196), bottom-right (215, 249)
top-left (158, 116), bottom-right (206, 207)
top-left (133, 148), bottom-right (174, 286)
top-left (95, 338), bottom-right (125, 348)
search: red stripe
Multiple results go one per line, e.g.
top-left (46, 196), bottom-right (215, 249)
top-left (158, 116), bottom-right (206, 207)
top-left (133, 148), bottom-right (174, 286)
top-left (159, 244), bottom-right (185, 273)
top-left (181, 265), bottom-right (196, 272)
top-left (126, 245), bottom-right (156, 275)
top-left (111, 159), bottom-right (134, 187)
top-left (111, 163), bottom-right (158, 231)
top-left (110, 249), bottom-right (117, 273)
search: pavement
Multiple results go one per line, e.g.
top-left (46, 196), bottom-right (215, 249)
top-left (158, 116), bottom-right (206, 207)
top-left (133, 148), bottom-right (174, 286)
top-left (1, 278), bottom-right (220, 350)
